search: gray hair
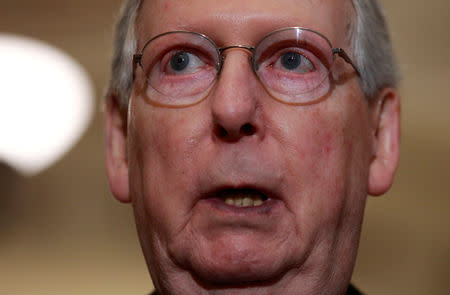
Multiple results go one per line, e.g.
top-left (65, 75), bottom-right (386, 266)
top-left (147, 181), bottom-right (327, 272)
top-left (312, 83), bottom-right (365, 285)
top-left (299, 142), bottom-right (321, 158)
top-left (106, 0), bottom-right (399, 109)
top-left (107, 0), bottom-right (141, 110)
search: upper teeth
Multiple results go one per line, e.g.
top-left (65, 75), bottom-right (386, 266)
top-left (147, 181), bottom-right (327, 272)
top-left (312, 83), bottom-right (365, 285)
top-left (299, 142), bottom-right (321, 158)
top-left (217, 189), bottom-right (267, 207)
top-left (224, 196), bottom-right (264, 207)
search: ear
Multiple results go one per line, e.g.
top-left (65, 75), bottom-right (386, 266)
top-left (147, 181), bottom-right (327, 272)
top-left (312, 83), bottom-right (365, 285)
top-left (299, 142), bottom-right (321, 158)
top-left (368, 88), bottom-right (401, 196)
top-left (105, 94), bottom-right (130, 203)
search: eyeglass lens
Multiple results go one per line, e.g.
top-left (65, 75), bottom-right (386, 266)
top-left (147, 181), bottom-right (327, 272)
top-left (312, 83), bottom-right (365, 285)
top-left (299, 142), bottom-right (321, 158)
top-left (138, 28), bottom-right (335, 106)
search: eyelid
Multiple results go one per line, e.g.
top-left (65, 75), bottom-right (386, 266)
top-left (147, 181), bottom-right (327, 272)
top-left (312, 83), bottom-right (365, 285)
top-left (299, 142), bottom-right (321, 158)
top-left (143, 43), bottom-right (216, 76)
top-left (278, 48), bottom-right (314, 67)
top-left (162, 48), bottom-right (217, 75)
top-left (255, 39), bottom-right (330, 68)
top-left (161, 51), bottom-right (192, 74)
top-left (259, 47), bottom-right (318, 74)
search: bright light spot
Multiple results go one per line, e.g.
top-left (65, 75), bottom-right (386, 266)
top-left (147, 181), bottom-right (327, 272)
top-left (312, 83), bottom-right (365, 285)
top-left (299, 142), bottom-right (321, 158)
top-left (0, 34), bottom-right (94, 176)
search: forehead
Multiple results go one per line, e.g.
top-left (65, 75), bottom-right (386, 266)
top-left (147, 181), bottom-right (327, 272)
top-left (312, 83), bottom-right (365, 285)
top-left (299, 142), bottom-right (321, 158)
top-left (136, 0), bottom-right (353, 48)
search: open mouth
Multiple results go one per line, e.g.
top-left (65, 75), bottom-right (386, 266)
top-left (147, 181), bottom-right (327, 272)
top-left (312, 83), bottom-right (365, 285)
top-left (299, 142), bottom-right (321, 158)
top-left (216, 188), bottom-right (269, 208)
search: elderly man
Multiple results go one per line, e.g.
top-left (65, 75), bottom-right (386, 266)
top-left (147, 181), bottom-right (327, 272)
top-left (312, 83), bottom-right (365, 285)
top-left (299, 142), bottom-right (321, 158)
top-left (105, 0), bottom-right (400, 294)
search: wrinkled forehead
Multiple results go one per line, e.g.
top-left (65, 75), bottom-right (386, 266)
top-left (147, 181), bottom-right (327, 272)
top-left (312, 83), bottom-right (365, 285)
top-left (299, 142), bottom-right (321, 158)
top-left (136, 0), bottom-right (354, 50)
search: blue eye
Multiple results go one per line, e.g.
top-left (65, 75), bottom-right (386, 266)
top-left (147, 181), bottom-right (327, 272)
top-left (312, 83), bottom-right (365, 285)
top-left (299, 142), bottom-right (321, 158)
top-left (281, 52), bottom-right (302, 70)
top-left (170, 52), bottom-right (190, 72)
top-left (278, 51), bottom-right (314, 73)
top-left (166, 51), bottom-right (205, 75)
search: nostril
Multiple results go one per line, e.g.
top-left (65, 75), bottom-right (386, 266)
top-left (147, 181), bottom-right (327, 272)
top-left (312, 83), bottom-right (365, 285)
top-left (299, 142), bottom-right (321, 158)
top-left (215, 125), bottom-right (228, 138)
top-left (241, 123), bottom-right (255, 135)
top-left (214, 123), bottom-right (256, 140)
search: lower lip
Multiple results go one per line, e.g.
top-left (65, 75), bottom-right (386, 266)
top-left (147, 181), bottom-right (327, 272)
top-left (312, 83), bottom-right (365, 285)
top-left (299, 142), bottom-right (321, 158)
top-left (200, 198), bottom-right (282, 217)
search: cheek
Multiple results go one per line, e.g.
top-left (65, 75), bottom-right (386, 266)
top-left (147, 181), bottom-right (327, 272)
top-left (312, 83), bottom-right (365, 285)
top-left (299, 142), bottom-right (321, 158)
top-left (128, 100), bottom-right (212, 238)
top-left (270, 93), bottom-right (371, 231)
top-left (131, 103), bottom-right (207, 177)
top-left (276, 107), bottom-right (344, 182)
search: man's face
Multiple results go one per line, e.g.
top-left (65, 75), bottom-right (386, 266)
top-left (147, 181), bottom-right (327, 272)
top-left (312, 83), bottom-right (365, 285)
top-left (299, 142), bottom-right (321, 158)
top-left (106, 0), bottom-right (400, 294)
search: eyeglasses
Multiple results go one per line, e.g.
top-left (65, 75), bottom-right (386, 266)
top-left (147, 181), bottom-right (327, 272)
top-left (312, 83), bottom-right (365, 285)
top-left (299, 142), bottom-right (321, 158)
top-left (133, 27), bottom-right (360, 107)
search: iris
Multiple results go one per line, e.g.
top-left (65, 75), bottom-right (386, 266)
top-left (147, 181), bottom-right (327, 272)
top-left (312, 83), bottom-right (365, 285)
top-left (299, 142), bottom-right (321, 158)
top-left (281, 52), bottom-right (302, 70)
top-left (170, 52), bottom-right (190, 72)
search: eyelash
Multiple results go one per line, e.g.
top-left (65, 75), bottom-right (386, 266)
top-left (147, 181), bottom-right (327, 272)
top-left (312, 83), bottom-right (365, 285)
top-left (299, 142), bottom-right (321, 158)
top-left (269, 47), bottom-right (317, 70)
top-left (159, 48), bottom-right (212, 74)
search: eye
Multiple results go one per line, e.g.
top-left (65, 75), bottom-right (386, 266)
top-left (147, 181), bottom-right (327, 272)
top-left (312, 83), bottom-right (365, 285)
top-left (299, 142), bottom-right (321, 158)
top-left (170, 52), bottom-right (190, 71)
top-left (166, 51), bottom-right (205, 75)
top-left (276, 51), bottom-right (314, 73)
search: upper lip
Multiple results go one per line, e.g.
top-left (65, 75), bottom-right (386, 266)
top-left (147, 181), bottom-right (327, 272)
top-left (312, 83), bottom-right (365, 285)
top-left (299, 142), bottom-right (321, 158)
top-left (194, 153), bottom-right (285, 204)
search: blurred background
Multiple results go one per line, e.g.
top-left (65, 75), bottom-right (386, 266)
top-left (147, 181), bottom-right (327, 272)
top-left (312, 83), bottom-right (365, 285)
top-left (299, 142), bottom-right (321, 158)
top-left (0, 0), bottom-right (449, 294)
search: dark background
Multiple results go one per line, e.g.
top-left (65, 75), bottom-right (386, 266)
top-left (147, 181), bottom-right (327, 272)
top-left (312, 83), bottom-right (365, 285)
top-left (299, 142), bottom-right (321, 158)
top-left (1, 0), bottom-right (449, 294)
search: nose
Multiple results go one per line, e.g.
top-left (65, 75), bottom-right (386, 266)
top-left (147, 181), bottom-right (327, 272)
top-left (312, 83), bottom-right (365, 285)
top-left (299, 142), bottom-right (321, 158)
top-left (210, 49), bottom-right (264, 142)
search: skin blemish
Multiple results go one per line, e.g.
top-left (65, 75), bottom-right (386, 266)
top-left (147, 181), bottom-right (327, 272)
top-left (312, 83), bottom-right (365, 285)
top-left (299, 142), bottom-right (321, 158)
top-left (322, 132), bottom-right (335, 156)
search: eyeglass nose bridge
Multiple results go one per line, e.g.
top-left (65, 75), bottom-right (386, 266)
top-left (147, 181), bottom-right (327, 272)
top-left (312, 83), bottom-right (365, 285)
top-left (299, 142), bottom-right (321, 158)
top-left (216, 45), bottom-right (256, 74)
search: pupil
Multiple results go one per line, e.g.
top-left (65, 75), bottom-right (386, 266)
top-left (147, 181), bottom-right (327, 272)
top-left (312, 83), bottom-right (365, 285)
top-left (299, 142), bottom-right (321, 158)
top-left (170, 52), bottom-right (190, 71)
top-left (281, 52), bottom-right (302, 70)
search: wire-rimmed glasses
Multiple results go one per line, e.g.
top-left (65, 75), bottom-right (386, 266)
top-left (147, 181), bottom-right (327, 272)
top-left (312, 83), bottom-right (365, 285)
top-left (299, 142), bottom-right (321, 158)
top-left (133, 27), bottom-right (360, 107)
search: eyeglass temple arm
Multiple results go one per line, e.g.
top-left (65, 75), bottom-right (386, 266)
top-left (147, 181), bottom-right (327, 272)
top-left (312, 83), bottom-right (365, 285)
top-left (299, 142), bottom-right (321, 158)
top-left (332, 48), bottom-right (361, 77)
top-left (132, 54), bottom-right (143, 80)
top-left (133, 54), bottom-right (142, 65)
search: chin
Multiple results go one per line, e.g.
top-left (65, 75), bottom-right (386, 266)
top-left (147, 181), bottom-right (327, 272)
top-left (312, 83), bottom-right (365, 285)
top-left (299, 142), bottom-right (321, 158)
top-left (171, 234), bottom-right (302, 286)
top-left (190, 255), bottom-right (287, 285)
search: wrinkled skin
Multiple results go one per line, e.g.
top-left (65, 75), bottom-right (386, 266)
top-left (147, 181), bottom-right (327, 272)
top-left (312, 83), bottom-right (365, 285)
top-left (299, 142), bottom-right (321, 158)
top-left (105, 0), bottom-right (400, 294)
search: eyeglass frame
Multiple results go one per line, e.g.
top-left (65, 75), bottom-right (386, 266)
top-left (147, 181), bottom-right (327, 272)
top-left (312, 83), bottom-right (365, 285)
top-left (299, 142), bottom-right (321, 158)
top-left (132, 27), bottom-right (361, 106)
